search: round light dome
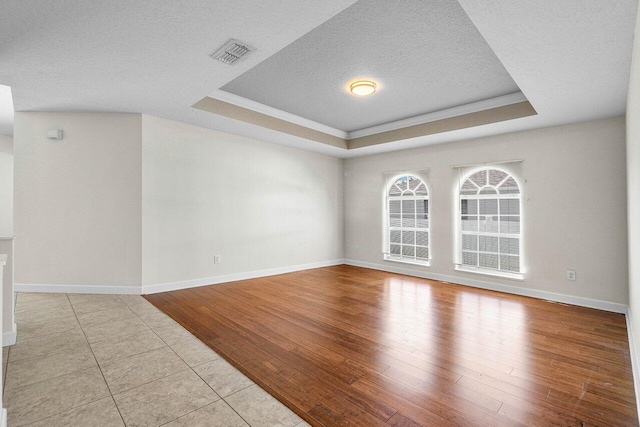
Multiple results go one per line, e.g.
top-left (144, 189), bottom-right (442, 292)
top-left (349, 80), bottom-right (377, 96)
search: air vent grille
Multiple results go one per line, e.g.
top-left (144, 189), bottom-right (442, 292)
top-left (211, 39), bottom-right (253, 65)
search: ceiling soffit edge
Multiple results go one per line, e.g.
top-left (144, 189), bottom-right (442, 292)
top-left (193, 96), bottom-right (537, 150)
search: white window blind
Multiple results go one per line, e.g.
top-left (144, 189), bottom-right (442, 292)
top-left (455, 163), bottom-right (524, 279)
top-left (383, 171), bottom-right (430, 266)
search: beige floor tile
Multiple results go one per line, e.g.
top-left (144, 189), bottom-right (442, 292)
top-left (8, 328), bottom-right (88, 362)
top-left (77, 305), bottom-right (137, 329)
top-left (16, 292), bottom-right (68, 305)
top-left (15, 303), bottom-right (75, 324)
top-left (81, 316), bottom-right (149, 344)
top-left (27, 397), bottom-right (124, 427)
top-left (4, 367), bottom-right (110, 426)
top-left (90, 329), bottom-right (166, 365)
top-left (100, 346), bottom-right (189, 394)
top-left (164, 400), bottom-right (249, 427)
top-left (154, 323), bottom-right (197, 346)
top-left (117, 294), bottom-right (147, 305)
top-left (68, 294), bottom-right (127, 315)
top-left (6, 292), bottom-right (306, 426)
top-left (68, 293), bottom-right (122, 303)
top-left (139, 311), bottom-right (178, 330)
top-left (170, 336), bottom-right (221, 367)
top-left (15, 296), bottom-right (71, 313)
top-left (119, 295), bottom-right (161, 317)
top-left (129, 302), bottom-right (162, 317)
top-left (225, 384), bottom-right (302, 427)
top-left (193, 357), bottom-right (254, 397)
top-left (16, 315), bottom-right (81, 342)
top-left (294, 421), bottom-right (312, 427)
top-left (113, 369), bottom-right (219, 427)
top-left (5, 345), bottom-right (97, 390)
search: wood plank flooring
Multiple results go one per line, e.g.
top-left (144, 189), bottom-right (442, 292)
top-left (144, 265), bottom-right (638, 426)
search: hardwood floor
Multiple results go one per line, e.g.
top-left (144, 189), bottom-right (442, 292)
top-left (144, 265), bottom-right (638, 426)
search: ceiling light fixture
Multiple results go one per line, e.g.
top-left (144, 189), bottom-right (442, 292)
top-left (350, 80), bottom-right (377, 96)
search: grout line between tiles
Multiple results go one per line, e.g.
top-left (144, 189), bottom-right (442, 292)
top-left (221, 385), bottom-right (258, 427)
top-left (221, 400), bottom-right (254, 427)
top-left (121, 295), bottom-right (232, 426)
top-left (99, 299), bottom-right (209, 423)
top-left (4, 294), bottom-right (113, 426)
top-left (66, 293), bottom-right (128, 427)
top-left (5, 341), bottom-right (93, 367)
top-left (84, 323), bottom-right (152, 346)
top-left (143, 297), bottom-right (304, 427)
top-left (135, 297), bottom-right (258, 426)
top-left (156, 401), bottom-right (223, 427)
top-left (222, 382), bottom-right (256, 399)
top-left (11, 388), bottom-right (111, 427)
top-left (145, 314), bottom-right (231, 425)
top-left (10, 292), bottom-right (299, 427)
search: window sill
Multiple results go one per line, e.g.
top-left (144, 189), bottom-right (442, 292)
top-left (384, 255), bottom-right (430, 267)
top-left (455, 265), bottom-right (524, 281)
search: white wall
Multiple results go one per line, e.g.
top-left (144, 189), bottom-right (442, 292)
top-left (344, 117), bottom-right (628, 305)
top-left (0, 135), bottom-right (14, 343)
top-left (12, 112), bottom-right (344, 291)
top-left (13, 113), bottom-right (143, 286)
top-left (627, 2), bottom-right (640, 405)
top-left (9, 110), bottom-right (628, 311)
top-left (141, 115), bottom-right (344, 287)
top-left (0, 135), bottom-right (12, 237)
top-left (0, 239), bottom-right (14, 346)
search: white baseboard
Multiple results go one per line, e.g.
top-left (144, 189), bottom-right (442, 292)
top-left (625, 308), bottom-right (640, 424)
top-left (142, 259), bottom-right (345, 294)
top-left (2, 322), bottom-right (16, 347)
top-left (14, 283), bottom-right (141, 295)
top-left (11, 260), bottom-right (346, 296)
top-left (344, 259), bottom-right (627, 314)
top-left (14, 261), bottom-right (626, 314)
top-left (0, 408), bottom-right (6, 427)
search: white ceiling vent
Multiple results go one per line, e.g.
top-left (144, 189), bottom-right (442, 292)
top-left (211, 39), bottom-right (253, 65)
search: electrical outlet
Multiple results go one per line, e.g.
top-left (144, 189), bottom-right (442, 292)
top-left (567, 270), bottom-right (576, 281)
top-left (355, 245), bottom-right (360, 252)
top-left (214, 255), bottom-right (221, 264)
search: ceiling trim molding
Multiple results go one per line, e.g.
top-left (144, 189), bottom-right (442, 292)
top-left (209, 90), bottom-right (348, 139)
top-left (210, 89), bottom-right (529, 142)
top-left (193, 96), bottom-right (536, 151)
top-left (347, 91), bottom-right (528, 139)
top-left (192, 97), bottom-right (348, 149)
top-left (348, 101), bottom-right (537, 149)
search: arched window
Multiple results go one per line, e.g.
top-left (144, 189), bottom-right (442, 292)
top-left (385, 175), bottom-right (430, 265)
top-left (458, 168), bottom-right (522, 278)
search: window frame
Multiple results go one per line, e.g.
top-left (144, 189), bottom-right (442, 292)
top-left (383, 173), bottom-right (431, 267)
top-left (455, 167), bottom-right (524, 280)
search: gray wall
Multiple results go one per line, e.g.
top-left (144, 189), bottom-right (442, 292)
top-left (344, 117), bottom-right (628, 305)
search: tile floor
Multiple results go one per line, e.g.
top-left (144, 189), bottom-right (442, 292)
top-left (3, 292), bottom-right (310, 427)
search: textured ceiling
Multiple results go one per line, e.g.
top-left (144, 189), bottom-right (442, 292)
top-left (0, 0), bottom-right (358, 148)
top-left (221, 0), bottom-right (521, 132)
top-left (0, 0), bottom-right (637, 157)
